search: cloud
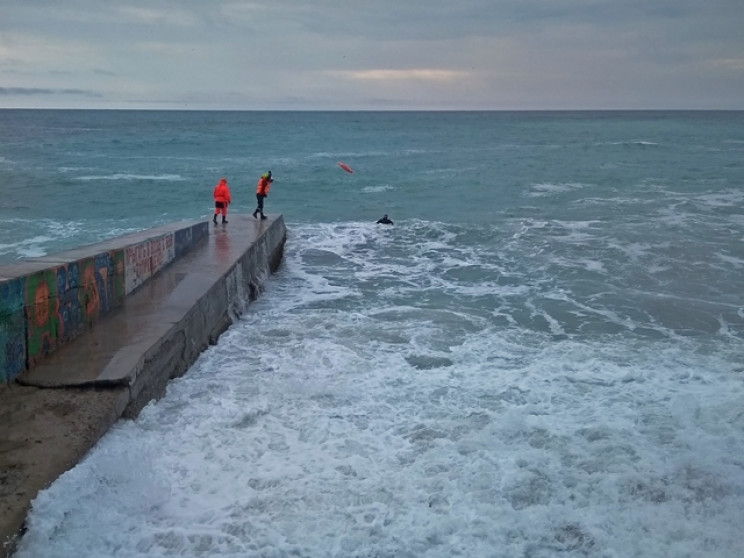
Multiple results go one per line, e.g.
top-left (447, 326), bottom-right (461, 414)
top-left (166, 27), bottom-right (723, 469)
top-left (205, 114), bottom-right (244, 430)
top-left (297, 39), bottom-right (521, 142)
top-left (714, 57), bottom-right (744, 70)
top-left (115, 6), bottom-right (200, 27)
top-left (340, 69), bottom-right (469, 81)
top-left (131, 42), bottom-right (197, 57)
top-left (0, 87), bottom-right (102, 97)
top-left (0, 0), bottom-right (742, 109)
top-left (0, 33), bottom-right (102, 70)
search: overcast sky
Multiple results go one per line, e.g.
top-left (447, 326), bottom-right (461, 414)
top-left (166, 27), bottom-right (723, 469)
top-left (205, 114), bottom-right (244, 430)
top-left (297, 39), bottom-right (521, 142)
top-left (1, 0), bottom-right (743, 110)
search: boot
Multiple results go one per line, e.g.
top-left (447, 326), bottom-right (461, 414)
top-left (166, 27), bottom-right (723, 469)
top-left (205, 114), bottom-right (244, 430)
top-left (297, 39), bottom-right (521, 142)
top-left (222, 217), bottom-right (228, 224)
top-left (252, 210), bottom-right (258, 219)
top-left (213, 215), bottom-right (217, 225)
top-left (260, 214), bottom-right (267, 220)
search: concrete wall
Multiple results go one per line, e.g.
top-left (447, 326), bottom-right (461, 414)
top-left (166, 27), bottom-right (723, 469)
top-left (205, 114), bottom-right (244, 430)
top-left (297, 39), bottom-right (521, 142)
top-left (0, 216), bottom-right (287, 553)
top-left (123, 216), bottom-right (287, 417)
top-left (0, 221), bottom-right (209, 386)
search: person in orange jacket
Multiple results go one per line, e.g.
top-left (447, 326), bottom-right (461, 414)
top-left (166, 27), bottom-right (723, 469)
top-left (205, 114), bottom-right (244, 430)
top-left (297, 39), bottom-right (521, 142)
top-left (213, 177), bottom-right (232, 225)
top-left (253, 171), bottom-right (273, 220)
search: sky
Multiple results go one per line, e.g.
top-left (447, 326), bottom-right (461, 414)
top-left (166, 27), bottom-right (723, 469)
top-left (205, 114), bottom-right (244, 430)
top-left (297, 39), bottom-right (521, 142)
top-left (1, 0), bottom-right (743, 110)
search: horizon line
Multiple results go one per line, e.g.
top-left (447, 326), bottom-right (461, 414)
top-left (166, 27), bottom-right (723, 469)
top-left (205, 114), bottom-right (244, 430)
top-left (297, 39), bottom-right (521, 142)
top-left (1, 107), bottom-right (743, 112)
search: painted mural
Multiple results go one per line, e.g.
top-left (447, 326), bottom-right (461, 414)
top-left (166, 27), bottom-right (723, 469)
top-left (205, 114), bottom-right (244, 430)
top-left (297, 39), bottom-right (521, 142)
top-left (2, 222), bottom-right (204, 385)
top-left (125, 234), bottom-right (175, 294)
top-left (24, 251), bottom-right (126, 367)
top-left (24, 268), bottom-right (59, 366)
top-left (0, 277), bottom-right (26, 382)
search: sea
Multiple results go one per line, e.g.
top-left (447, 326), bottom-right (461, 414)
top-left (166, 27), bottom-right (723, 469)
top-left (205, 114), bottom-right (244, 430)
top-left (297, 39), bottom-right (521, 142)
top-left (2, 110), bottom-right (743, 557)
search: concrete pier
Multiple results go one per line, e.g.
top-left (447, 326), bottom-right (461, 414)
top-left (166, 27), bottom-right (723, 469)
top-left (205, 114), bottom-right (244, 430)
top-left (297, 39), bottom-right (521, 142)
top-left (0, 214), bottom-right (286, 554)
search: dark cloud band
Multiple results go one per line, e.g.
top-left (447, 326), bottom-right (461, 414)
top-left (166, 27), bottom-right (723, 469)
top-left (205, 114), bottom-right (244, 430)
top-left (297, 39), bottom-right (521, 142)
top-left (0, 87), bottom-right (102, 97)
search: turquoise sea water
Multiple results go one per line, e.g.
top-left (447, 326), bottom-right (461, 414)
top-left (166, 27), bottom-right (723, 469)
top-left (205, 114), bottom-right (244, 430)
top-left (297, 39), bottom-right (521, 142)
top-left (4, 110), bottom-right (744, 557)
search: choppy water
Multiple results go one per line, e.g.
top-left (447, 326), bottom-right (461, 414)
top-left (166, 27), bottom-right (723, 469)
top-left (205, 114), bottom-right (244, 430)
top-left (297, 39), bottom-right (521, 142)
top-left (4, 110), bottom-right (744, 557)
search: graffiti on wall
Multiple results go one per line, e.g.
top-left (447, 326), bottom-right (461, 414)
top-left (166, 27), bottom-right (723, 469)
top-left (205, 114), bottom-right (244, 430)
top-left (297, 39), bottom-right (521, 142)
top-left (0, 277), bottom-right (26, 382)
top-left (22, 251), bottom-right (126, 367)
top-left (125, 234), bottom-right (175, 294)
top-left (150, 234), bottom-right (175, 275)
top-left (25, 268), bottom-right (59, 365)
top-left (2, 224), bottom-right (198, 383)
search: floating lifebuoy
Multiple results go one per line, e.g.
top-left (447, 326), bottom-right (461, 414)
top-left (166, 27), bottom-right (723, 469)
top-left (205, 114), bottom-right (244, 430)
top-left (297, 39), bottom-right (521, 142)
top-left (337, 162), bottom-right (353, 173)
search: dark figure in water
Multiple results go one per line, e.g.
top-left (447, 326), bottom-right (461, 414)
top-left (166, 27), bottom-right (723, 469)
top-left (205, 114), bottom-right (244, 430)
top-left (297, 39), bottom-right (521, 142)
top-left (376, 214), bottom-right (393, 225)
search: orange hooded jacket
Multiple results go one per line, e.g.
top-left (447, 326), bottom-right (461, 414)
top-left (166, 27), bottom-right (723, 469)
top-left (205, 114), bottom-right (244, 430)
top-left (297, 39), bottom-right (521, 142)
top-left (256, 174), bottom-right (271, 196)
top-left (213, 178), bottom-right (231, 204)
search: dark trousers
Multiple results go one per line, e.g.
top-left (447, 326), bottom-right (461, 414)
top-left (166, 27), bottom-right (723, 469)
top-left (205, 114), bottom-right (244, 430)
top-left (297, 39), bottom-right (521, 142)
top-left (255, 194), bottom-right (266, 213)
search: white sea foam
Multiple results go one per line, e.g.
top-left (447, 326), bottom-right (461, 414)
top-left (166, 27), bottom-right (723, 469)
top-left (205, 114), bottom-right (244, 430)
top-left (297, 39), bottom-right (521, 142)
top-left (0, 220), bottom-right (86, 260)
top-left (695, 190), bottom-right (744, 208)
top-left (527, 182), bottom-right (588, 196)
top-left (715, 252), bottom-right (744, 268)
top-left (75, 173), bottom-right (186, 181)
top-left (606, 240), bottom-right (663, 263)
top-left (15, 222), bottom-right (744, 558)
top-left (15, 244), bottom-right (49, 259)
top-left (362, 184), bottom-right (394, 193)
top-left (548, 220), bottom-right (602, 245)
top-left (8, 111), bottom-right (744, 557)
top-left (58, 166), bottom-right (94, 172)
top-left (595, 140), bottom-right (659, 147)
top-left (0, 235), bottom-right (52, 253)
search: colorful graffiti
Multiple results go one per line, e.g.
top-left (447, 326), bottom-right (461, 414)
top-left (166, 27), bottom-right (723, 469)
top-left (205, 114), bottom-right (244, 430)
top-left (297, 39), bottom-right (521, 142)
top-left (2, 222), bottom-right (205, 384)
top-left (0, 277), bottom-right (26, 382)
top-left (22, 251), bottom-right (127, 368)
top-left (125, 234), bottom-right (175, 294)
top-left (25, 268), bottom-right (59, 364)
